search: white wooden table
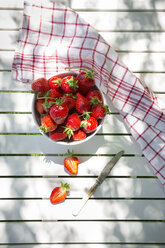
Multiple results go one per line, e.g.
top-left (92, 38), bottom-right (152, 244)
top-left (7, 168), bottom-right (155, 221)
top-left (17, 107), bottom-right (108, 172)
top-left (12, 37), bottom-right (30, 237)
top-left (0, 0), bottom-right (165, 247)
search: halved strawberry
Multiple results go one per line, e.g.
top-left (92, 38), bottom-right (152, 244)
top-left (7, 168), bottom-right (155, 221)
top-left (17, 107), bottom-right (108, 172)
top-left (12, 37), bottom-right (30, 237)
top-left (31, 78), bottom-right (50, 94)
top-left (81, 116), bottom-right (98, 133)
top-left (39, 114), bottom-right (57, 133)
top-left (64, 149), bottom-right (79, 175)
top-left (49, 126), bottom-right (68, 141)
top-left (61, 76), bottom-right (78, 93)
top-left (72, 130), bottom-right (86, 141)
top-left (76, 93), bottom-right (90, 114)
top-left (50, 182), bottom-right (70, 204)
top-left (63, 113), bottom-right (81, 139)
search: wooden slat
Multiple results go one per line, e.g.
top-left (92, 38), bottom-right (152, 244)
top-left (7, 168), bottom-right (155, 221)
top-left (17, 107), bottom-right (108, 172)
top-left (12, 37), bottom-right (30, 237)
top-left (0, 92), bottom-right (164, 112)
top-left (1, 51), bottom-right (165, 72)
top-left (2, 30), bottom-right (165, 52)
top-left (0, 221), bottom-right (164, 243)
top-left (0, 199), bottom-right (164, 220)
top-left (1, 71), bottom-right (165, 92)
top-left (0, 134), bottom-right (142, 155)
top-left (0, 0), bottom-right (165, 10)
top-left (3, 245), bottom-right (164, 248)
top-left (0, 0), bottom-right (68, 9)
top-left (0, 113), bottom-right (129, 134)
top-left (0, 10), bottom-right (165, 31)
top-left (0, 177), bottom-right (164, 198)
top-left (71, 0), bottom-right (165, 10)
top-left (100, 32), bottom-right (165, 52)
top-left (0, 156), bottom-right (156, 177)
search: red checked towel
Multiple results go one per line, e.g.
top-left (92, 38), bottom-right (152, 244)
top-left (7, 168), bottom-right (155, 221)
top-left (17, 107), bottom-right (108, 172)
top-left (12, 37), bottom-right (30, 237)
top-left (12, 0), bottom-right (165, 186)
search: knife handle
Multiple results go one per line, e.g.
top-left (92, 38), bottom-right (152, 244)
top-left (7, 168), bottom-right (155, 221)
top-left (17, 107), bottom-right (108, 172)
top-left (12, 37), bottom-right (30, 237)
top-left (72, 181), bottom-right (99, 217)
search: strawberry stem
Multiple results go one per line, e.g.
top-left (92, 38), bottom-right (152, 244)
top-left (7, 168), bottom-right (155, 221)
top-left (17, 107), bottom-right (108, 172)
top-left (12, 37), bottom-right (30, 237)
top-left (63, 127), bottom-right (74, 139)
top-left (80, 120), bottom-right (87, 130)
top-left (67, 76), bottom-right (78, 90)
top-left (104, 105), bottom-right (111, 114)
top-left (52, 78), bottom-right (61, 86)
top-left (90, 97), bottom-right (102, 106)
top-left (37, 96), bottom-right (57, 100)
top-left (61, 182), bottom-right (70, 191)
top-left (64, 149), bottom-right (74, 157)
top-left (80, 111), bottom-right (91, 120)
top-left (65, 67), bottom-right (97, 79)
top-left (55, 97), bottom-right (64, 106)
top-left (39, 125), bottom-right (48, 133)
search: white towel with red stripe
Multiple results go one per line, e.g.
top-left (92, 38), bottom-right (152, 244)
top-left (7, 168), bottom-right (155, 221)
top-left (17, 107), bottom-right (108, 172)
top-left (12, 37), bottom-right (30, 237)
top-left (12, 0), bottom-right (165, 186)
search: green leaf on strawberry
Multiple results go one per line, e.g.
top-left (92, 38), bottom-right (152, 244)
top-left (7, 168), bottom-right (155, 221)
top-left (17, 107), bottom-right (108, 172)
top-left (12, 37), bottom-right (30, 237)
top-left (63, 126), bottom-right (74, 139)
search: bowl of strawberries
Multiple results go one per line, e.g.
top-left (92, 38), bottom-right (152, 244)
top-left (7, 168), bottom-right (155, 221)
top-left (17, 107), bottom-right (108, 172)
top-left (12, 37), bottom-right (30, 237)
top-left (32, 67), bottom-right (110, 145)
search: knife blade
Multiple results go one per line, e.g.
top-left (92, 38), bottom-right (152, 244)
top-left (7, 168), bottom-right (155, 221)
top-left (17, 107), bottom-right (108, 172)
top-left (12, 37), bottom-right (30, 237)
top-left (72, 150), bottom-right (124, 216)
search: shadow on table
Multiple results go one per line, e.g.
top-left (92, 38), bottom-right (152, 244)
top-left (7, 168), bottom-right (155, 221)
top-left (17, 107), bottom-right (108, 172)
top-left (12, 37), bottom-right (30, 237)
top-left (1, 0), bottom-right (165, 245)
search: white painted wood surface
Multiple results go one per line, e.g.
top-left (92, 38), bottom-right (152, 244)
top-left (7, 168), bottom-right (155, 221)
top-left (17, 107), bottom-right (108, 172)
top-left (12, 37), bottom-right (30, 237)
top-left (0, 0), bottom-right (165, 247)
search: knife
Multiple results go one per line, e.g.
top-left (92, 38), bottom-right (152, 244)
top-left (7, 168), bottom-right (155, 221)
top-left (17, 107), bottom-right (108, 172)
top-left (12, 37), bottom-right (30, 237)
top-left (72, 150), bottom-right (124, 216)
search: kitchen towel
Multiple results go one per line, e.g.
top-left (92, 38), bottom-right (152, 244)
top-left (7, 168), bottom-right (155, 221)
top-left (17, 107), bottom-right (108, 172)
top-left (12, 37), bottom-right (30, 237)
top-left (12, 0), bottom-right (165, 186)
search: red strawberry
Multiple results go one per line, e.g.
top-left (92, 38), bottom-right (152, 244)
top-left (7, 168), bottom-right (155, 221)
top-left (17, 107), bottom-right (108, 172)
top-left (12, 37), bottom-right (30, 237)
top-left (50, 182), bottom-right (70, 204)
top-left (76, 93), bottom-right (90, 114)
top-left (48, 89), bottom-right (62, 99)
top-left (31, 78), bottom-right (50, 94)
top-left (63, 113), bottom-right (81, 139)
top-left (62, 93), bottom-right (77, 110)
top-left (91, 104), bottom-right (110, 119)
top-left (81, 116), bottom-right (98, 133)
top-left (35, 99), bottom-right (45, 114)
top-left (64, 150), bottom-right (79, 175)
top-left (49, 126), bottom-right (68, 141)
top-left (48, 76), bottom-right (62, 91)
top-left (86, 90), bottom-right (103, 102)
top-left (76, 68), bottom-right (95, 95)
top-left (72, 130), bottom-right (86, 141)
top-left (41, 90), bottom-right (61, 112)
top-left (42, 98), bottom-right (56, 113)
top-left (61, 76), bottom-right (78, 93)
top-left (39, 114), bottom-right (57, 133)
top-left (50, 98), bottom-right (69, 124)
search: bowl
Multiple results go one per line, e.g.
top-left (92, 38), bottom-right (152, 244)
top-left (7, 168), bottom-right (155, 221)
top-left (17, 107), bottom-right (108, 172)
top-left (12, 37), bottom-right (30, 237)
top-left (32, 71), bottom-right (105, 145)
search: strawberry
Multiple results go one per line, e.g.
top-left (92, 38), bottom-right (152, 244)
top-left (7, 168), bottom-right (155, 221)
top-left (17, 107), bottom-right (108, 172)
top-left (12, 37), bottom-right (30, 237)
top-left (50, 98), bottom-right (69, 124)
top-left (64, 150), bottom-right (79, 175)
top-left (81, 116), bottom-right (98, 133)
top-left (31, 78), bottom-right (50, 94)
top-left (63, 113), bottom-right (81, 139)
top-left (76, 93), bottom-right (90, 114)
top-left (39, 114), bottom-right (57, 133)
top-left (35, 99), bottom-right (45, 114)
top-left (40, 90), bottom-right (61, 112)
top-left (48, 76), bottom-right (62, 91)
top-left (62, 93), bottom-right (77, 110)
top-left (76, 68), bottom-right (96, 95)
top-left (49, 126), bottom-right (68, 141)
top-left (72, 129), bottom-right (86, 141)
top-left (91, 104), bottom-right (110, 119)
top-left (48, 89), bottom-right (62, 99)
top-left (86, 90), bottom-right (103, 102)
top-left (42, 98), bottom-right (56, 113)
top-left (50, 182), bottom-right (70, 204)
top-left (61, 76), bottom-right (78, 93)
